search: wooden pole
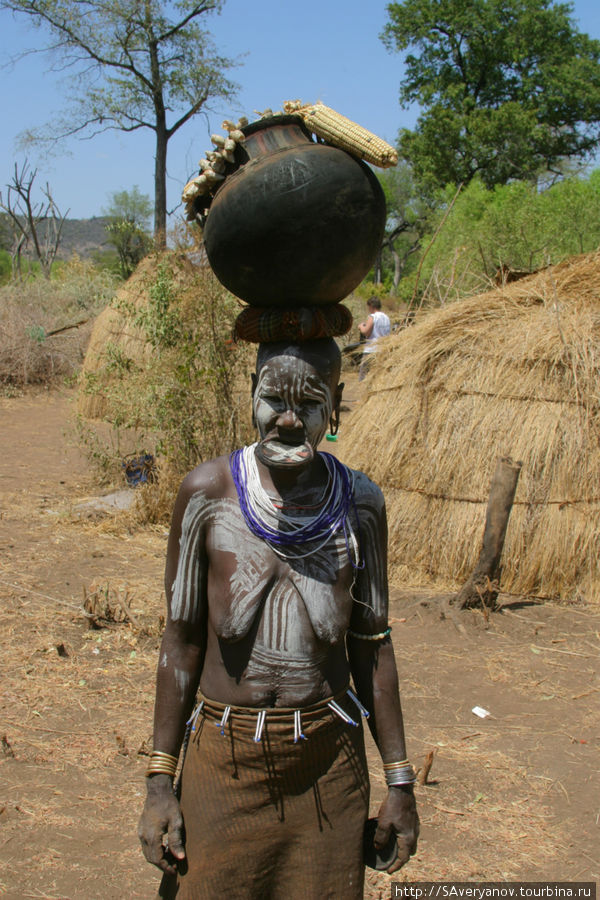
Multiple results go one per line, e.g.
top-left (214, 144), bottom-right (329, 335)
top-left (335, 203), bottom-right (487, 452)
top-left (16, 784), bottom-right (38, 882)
top-left (453, 456), bottom-right (522, 610)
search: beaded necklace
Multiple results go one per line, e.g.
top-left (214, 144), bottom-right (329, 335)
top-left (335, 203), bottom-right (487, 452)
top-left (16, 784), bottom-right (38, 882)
top-left (229, 443), bottom-right (363, 568)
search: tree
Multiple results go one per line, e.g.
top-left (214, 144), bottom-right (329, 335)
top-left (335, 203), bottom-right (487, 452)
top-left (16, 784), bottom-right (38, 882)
top-left (1, 0), bottom-right (238, 245)
top-left (104, 185), bottom-right (153, 230)
top-left (381, 0), bottom-right (600, 189)
top-left (377, 162), bottom-right (433, 291)
top-left (103, 185), bottom-right (153, 277)
top-left (0, 160), bottom-right (68, 279)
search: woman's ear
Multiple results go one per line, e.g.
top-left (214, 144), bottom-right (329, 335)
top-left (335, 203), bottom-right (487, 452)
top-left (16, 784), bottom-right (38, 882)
top-left (329, 382), bottom-right (344, 435)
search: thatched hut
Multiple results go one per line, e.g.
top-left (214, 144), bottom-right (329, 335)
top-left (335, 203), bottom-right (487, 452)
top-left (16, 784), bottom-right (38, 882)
top-left (342, 251), bottom-right (600, 601)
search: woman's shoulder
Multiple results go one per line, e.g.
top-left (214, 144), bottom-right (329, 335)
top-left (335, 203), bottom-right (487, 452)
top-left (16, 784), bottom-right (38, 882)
top-left (350, 468), bottom-right (385, 509)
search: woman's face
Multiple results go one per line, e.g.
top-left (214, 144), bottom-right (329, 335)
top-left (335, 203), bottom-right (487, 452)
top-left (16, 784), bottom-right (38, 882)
top-left (252, 354), bottom-right (335, 469)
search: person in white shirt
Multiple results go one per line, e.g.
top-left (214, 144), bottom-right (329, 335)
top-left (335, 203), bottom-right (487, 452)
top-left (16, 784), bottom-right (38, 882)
top-left (358, 297), bottom-right (391, 380)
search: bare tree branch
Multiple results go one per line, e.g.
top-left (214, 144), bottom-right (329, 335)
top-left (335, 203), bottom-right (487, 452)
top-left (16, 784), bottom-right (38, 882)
top-left (0, 160), bottom-right (68, 278)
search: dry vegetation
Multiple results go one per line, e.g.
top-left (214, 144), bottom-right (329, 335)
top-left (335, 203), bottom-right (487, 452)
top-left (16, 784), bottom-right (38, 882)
top-left (0, 258), bottom-right (117, 387)
top-left (343, 251), bottom-right (600, 602)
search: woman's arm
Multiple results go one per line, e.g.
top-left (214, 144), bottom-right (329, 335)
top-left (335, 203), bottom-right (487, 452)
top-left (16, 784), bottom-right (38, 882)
top-left (358, 314), bottom-right (374, 338)
top-left (138, 472), bottom-right (211, 875)
top-left (347, 476), bottom-right (419, 871)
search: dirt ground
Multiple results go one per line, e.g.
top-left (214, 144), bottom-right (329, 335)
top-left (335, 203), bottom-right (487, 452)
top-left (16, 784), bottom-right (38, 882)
top-left (0, 386), bottom-right (598, 900)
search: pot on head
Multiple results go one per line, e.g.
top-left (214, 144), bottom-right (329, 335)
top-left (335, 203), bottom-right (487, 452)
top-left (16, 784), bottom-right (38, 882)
top-left (201, 116), bottom-right (386, 308)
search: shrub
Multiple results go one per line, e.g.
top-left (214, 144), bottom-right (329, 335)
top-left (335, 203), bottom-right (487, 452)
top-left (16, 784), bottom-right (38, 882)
top-left (402, 170), bottom-right (600, 305)
top-left (0, 250), bottom-right (11, 285)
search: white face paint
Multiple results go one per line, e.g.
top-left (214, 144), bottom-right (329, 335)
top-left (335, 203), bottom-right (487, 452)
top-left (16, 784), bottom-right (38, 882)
top-left (174, 667), bottom-right (190, 701)
top-left (253, 356), bottom-right (334, 468)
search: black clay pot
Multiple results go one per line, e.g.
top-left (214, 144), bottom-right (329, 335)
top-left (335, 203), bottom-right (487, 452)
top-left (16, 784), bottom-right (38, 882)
top-left (202, 116), bottom-right (386, 307)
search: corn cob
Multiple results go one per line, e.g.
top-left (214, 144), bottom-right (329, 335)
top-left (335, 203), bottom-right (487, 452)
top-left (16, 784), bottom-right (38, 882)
top-left (283, 100), bottom-right (398, 168)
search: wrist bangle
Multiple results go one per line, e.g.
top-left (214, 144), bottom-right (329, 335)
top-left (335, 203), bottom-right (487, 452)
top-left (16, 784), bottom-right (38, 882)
top-left (146, 750), bottom-right (178, 778)
top-left (385, 765), bottom-right (416, 787)
top-left (383, 759), bottom-right (410, 769)
top-left (383, 759), bottom-right (416, 787)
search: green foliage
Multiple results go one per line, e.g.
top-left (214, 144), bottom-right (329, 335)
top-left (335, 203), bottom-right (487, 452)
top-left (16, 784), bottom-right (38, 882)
top-left (376, 162), bottom-right (435, 291)
top-left (382, 0), bottom-right (600, 189)
top-left (0, 214), bottom-right (11, 251)
top-left (26, 323), bottom-right (46, 343)
top-left (102, 186), bottom-right (153, 278)
top-left (404, 170), bottom-right (600, 303)
top-left (0, 250), bottom-right (11, 285)
top-left (80, 256), bottom-right (254, 476)
top-left (115, 262), bottom-right (182, 349)
top-left (103, 186), bottom-right (153, 229)
top-left (105, 220), bottom-right (152, 279)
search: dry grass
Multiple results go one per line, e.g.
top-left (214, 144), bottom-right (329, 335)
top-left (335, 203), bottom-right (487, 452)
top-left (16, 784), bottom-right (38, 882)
top-left (342, 251), bottom-right (600, 601)
top-left (77, 250), bottom-right (251, 420)
top-left (76, 250), bottom-right (255, 491)
top-left (77, 254), bottom-right (164, 419)
top-left (0, 258), bottom-right (117, 387)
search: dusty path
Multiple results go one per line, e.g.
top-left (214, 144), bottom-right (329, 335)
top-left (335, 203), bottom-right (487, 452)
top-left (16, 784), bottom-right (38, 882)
top-left (0, 388), bottom-right (598, 898)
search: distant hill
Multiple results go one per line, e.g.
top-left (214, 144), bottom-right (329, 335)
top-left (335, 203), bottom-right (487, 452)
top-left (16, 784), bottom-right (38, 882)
top-left (54, 216), bottom-right (113, 259)
top-left (0, 215), bottom-right (114, 261)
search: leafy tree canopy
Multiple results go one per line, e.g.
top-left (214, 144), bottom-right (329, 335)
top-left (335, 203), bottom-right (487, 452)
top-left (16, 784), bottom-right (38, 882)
top-left (102, 186), bottom-right (154, 278)
top-left (381, 0), bottom-right (600, 188)
top-left (103, 186), bottom-right (153, 229)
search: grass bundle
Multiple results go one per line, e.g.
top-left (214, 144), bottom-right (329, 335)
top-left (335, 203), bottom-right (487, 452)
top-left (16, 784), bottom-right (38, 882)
top-left (0, 258), bottom-right (116, 387)
top-left (77, 256), bottom-right (158, 419)
top-left (342, 251), bottom-right (600, 601)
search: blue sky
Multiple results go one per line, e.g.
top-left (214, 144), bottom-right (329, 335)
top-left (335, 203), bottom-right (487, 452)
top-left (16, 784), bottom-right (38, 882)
top-left (1, 0), bottom-right (599, 222)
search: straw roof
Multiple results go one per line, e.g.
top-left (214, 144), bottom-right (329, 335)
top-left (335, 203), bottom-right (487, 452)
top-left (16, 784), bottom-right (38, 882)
top-left (342, 251), bottom-right (600, 601)
top-left (78, 254), bottom-right (167, 419)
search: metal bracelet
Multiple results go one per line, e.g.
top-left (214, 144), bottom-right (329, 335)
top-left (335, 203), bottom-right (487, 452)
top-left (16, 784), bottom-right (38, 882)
top-left (385, 765), bottom-right (416, 787)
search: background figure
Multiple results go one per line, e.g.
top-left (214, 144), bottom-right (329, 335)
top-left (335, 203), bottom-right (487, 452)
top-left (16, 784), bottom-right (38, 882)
top-left (358, 297), bottom-right (391, 381)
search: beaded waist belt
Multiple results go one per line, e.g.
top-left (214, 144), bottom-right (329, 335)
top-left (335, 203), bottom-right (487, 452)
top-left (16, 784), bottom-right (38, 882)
top-left (187, 686), bottom-right (369, 745)
top-left (172, 688), bottom-right (370, 792)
